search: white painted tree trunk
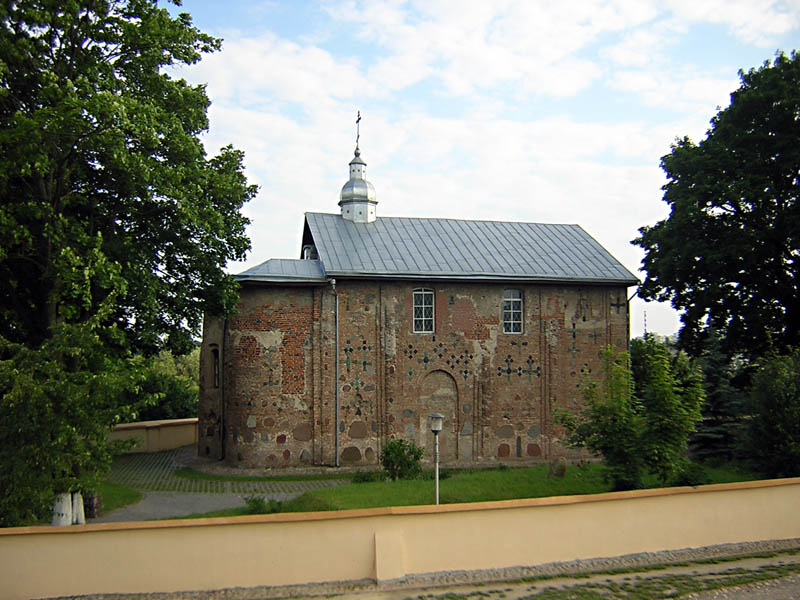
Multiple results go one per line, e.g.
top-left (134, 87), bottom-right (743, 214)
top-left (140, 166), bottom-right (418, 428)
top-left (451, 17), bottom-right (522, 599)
top-left (71, 492), bottom-right (85, 525)
top-left (51, 493), bottom-right (72, 526)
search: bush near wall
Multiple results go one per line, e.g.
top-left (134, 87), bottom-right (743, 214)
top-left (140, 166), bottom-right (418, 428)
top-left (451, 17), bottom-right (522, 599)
top-left (128, 349), bottom-right (200, 421)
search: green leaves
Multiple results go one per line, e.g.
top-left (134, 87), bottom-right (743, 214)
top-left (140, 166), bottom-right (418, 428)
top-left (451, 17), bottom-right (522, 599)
top-left (0, 316), bottom-right (143, 526)
top-left (561, 340), bottom-right (704, 490)
top-left (747, 349), bottom-right (800, 478)
top-left (634, 52), bottom-right (800, 359)
top-left (0, 0), bottom-right (254, 352)
top-left (380, 439), bottom-right (424, 481)
top-left (0, 1), bottom-right (254, 524)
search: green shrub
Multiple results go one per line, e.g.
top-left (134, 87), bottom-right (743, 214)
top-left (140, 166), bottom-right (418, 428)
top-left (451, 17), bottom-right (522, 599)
top-left (672, 462), bottom-right (710, 487)
top-left (380, 439), bottom-right (423, 481)
top-left (244, 495), bottom-right (281, 514)
top-left (418, 469), bottom-right (452, 481)
top-left (351, 471), bottom-right (385, 484)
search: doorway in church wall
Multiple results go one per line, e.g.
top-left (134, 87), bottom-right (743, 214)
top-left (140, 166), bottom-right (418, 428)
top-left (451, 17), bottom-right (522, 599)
top-left (419, 370), bottom-right (460, 463)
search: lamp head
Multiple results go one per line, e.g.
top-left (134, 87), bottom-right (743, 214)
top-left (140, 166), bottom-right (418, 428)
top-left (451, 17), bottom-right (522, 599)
top-left (430, 413), bottom-right (444, 433)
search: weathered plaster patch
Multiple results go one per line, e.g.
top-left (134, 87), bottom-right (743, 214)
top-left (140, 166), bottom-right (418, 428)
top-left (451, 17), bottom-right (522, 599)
top-left (230, 330), bottom-right (283, 351)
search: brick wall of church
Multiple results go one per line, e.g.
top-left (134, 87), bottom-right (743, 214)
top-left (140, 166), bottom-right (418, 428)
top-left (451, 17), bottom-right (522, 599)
top-left (199, 279), bottom-right (630, 468)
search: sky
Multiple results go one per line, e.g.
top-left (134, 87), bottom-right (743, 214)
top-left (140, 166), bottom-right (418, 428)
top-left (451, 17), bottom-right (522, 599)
top-left (170, 0), bottom-right (800, 338)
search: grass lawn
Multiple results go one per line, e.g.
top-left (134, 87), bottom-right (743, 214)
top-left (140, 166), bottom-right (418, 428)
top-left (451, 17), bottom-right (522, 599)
top-left (95, 480), bottom-right (142, 513)
top-left (175, 461), bottom-right (759, 519)
top-left (283, 462), bottom-right (757, 513)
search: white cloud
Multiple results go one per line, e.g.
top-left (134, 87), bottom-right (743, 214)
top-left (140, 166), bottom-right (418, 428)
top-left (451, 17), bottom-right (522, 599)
top-left (666, 0), bottom-right (800, 45)
top-left (177, 0), bottom-right (800, 338)
top-left (323, 0), bottom-right (663, 98)
top-left (601, 18), bottom-right (686, 67)
top-left (185, 32), bottom-right (376, 110)
top-left (608, 67), bottom-right (740, 127)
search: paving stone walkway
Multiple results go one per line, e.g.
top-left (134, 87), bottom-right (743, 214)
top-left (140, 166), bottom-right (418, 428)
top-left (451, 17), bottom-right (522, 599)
top-left (93, 446), bottom-right (346, 522)
top-left (107, 446), bottom-right (345, 495)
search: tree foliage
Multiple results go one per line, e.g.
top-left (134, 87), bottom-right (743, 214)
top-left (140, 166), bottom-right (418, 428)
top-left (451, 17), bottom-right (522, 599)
top-left (127, 347), bottom-right (200, 421)
top-left (0, 0), bottom-right (255, 525)
top-left (560, 347), bottom-right (644, 490)
top-left (691, 330), bottom-right (748, 461)
top-left (747, 349), bottom-right (800, 478)
top-left (0, 304), bottom-right (148, 526)
top-left (561, 340), bottom-right (704, 490)
top-left (632, 337), bottom-right (705, 485)
top-left (633, 52), bottom-right (800, 359)
top-left (0, 0), bottom-right (255, 354)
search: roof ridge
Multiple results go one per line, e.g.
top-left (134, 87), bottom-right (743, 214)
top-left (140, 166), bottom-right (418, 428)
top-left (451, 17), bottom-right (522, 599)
top-left (305, 211), bottom-right (581, 228)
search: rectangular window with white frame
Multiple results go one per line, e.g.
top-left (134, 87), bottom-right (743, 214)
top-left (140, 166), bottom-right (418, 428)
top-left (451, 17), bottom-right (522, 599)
top-left (503, 289), bottom-right (523, 334)
top-left (413, 288), bottom-right (434, 333)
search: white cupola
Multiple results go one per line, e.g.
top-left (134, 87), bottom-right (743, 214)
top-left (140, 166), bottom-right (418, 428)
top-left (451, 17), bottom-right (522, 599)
top-left (339, 113), bottom-right (377, 223)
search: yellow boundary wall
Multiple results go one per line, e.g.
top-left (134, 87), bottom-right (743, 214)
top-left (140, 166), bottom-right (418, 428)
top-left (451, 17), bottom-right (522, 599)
top-left (108, 418), bottom-right (198, 453)
top-left (1, 478), bottom-right (799, 600)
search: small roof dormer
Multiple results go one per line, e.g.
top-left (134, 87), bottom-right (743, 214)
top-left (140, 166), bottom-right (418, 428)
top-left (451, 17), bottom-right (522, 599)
top-left (339, 112), bottom-right (377, 223)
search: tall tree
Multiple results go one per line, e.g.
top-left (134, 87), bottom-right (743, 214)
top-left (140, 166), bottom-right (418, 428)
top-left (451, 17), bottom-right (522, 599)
top-left (559, 347), bottom-right (645, 490)
top-left (633, 52), bottom-right (800, 359)
top-left (632, 337), bottom-right (705, 485)
top-left (0, 0), bottom-right (255, 525)
top-left (561, 340), bottom-right (704, 489)
top-left (747, 348), bottom-right (800, 478)
top-left (691, 330), bottom-right (747, 461)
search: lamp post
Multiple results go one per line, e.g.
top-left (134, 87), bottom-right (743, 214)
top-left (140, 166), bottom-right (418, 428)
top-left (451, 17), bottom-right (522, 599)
top-left (429, 413), bottom-right (444, 505)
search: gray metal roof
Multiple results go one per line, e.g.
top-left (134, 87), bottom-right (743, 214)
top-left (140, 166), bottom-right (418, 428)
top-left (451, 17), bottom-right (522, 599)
top-left (236, 259), bottom-right (326, 283)
top-left (303, 213), bottom-right (638, 285)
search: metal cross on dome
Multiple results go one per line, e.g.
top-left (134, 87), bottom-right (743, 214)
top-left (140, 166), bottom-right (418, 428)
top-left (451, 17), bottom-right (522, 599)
top-left (355, 110), bottom-right (361, 153)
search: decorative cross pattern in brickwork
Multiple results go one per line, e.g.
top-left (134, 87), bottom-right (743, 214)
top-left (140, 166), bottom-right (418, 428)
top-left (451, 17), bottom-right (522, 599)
top-left (511, 339), bottom-right (528, 354)
top-left (417, 351), bottom-right (434, 370)
top-left (343, 339), bottom-right (355, 373)
top-left (567, 323), bottom-right (580, 358)
top-left (498, 354), bottom-right (516, 381)
top-left (497, 354), bottom-right (541, 381)
top-left (588, 331), bottom-right (602, 344)
top-left (351, 374), bottom-right (362, 392)
top-left (610, 295), bottom-right (626, 314)
top-left (403, 336), bottom-right (474, 379)
top-left (357, 339), bottom-right (373, 371)
top-left (446, 352), bottom-right (473, 369)
top-left (523, 356), bottom-right (541, 381)
top-left (575, 292), bottom-right (589, 322)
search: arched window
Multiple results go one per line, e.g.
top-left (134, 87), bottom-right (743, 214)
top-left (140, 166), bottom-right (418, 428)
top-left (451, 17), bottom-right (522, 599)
top-left (503, 289), bottom-right (523, 334)
top-left (211, 347), bottom-right (220, 388)
top-left (413, 288), bottom-right (434, 333)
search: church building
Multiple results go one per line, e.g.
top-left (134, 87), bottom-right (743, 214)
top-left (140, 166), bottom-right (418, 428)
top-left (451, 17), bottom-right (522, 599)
top-left (198, 139), bottom-right (637, 468)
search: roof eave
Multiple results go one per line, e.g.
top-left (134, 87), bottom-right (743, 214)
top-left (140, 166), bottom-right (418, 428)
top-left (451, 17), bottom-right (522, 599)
top-left (236, 276), bottom-right (328, 285)
top-left (322, 271), bottom-right (639, 286)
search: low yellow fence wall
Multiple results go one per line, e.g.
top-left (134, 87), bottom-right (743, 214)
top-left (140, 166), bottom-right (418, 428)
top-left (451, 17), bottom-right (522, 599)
top-left (109, 418), bottom-right (198, 453)
top-left (1, 478), bottom-right (799, 600)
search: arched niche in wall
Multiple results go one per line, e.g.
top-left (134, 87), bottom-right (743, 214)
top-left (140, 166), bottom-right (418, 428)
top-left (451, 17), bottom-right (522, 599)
top-left (419, 369), bottom-right (459, 463)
